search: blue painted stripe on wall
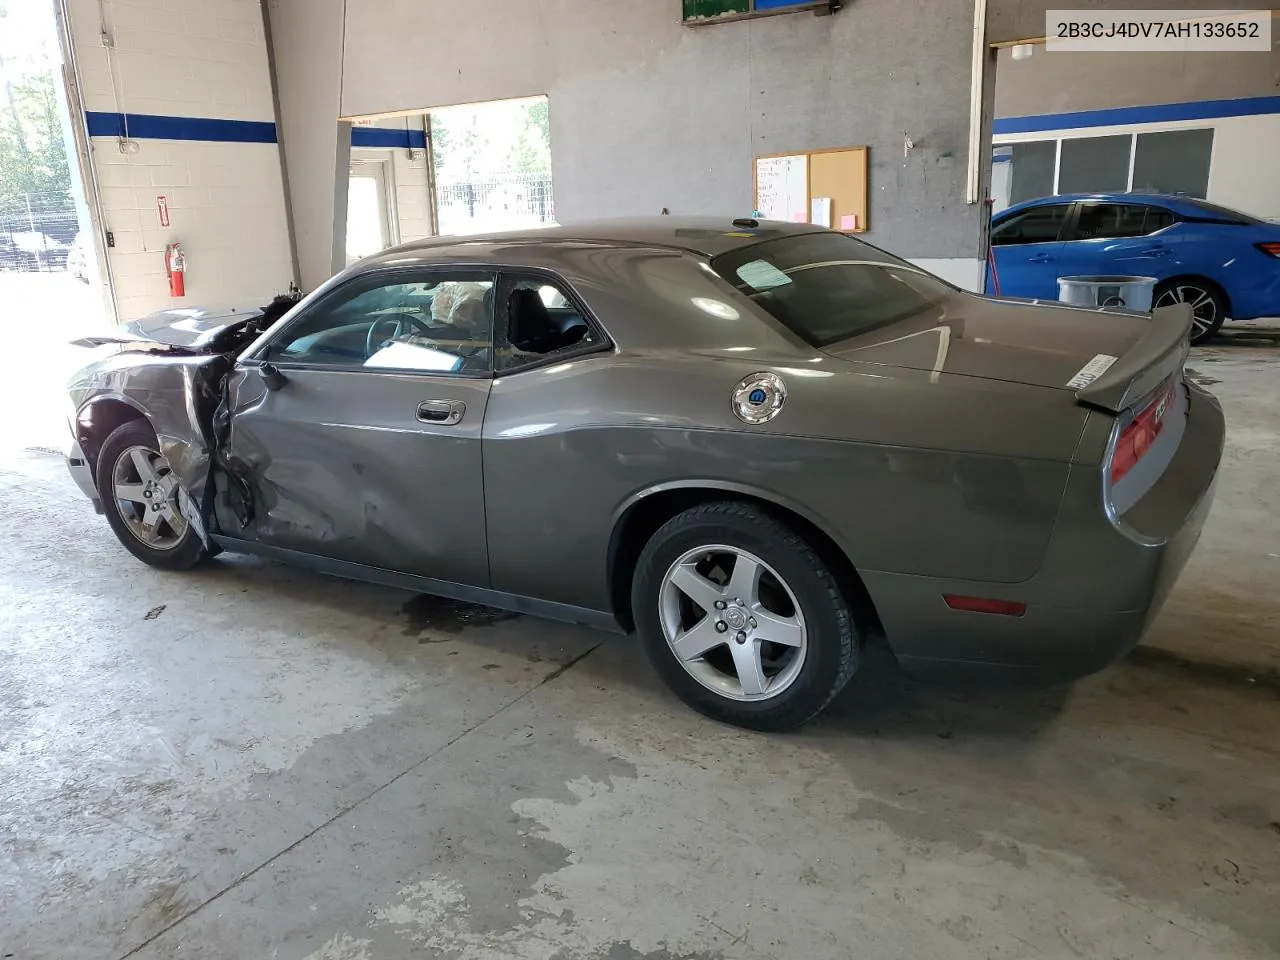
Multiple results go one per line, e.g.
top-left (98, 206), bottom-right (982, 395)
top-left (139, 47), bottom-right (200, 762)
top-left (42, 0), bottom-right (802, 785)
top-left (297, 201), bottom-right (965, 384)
top-left (993, 96), bottom-right (1280, 134)
top-left (351, 127), bottom-right (427, 149)
top-left (85, 111), bottom-right (277, 143)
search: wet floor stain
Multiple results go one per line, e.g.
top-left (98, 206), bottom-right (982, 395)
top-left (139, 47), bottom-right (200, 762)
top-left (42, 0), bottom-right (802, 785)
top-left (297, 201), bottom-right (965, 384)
top-left (401, 594), bottom-right (522, 638)
top-left (1184, 367), bottom-right (1222, 387)
top-left (1125, 646), bottom-right (1280, 699)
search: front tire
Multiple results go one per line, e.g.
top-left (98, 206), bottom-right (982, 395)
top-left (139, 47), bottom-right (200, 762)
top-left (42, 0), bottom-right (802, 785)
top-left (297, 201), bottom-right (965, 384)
top-left (97, 420), bottom-right (208, 570)
top-left (632, 501), bottom-right (859, 731)
top-left (1153, 279), bottom-right (1227, 344)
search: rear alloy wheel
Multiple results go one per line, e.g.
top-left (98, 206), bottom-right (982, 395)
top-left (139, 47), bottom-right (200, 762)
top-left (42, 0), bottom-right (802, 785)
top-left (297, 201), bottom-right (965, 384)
top-left (632, 502), bottom-right (859, 731)
top-left (1153, 280), bottom-right (1226, 345)
top-left (97, 420), bottom-right (207, 570)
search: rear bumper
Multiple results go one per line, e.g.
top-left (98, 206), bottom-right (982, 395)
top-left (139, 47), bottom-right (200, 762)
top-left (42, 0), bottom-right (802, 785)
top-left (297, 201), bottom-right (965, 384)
top-left (1229, 272), bottom-right (1280, 322)
top-left (865, 381), bottom-right (1224, 681)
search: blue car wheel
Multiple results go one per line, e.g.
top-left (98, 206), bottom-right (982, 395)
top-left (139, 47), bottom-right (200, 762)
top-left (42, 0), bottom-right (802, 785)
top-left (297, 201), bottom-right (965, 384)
top-left (1153, 279), bottom-right (1227, 344)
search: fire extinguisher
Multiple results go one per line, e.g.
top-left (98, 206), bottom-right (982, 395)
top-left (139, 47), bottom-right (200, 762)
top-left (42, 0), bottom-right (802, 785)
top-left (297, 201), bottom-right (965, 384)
top-left (165, 242), bottom-right (186, 297)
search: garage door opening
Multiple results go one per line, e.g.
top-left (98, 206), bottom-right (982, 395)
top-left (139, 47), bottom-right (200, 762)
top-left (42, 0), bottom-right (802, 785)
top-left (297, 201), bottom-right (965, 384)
top-left (343, 95), bottom-right (554, 257)
top-left (346, 158), bottom-right (393, 264)
top-left (429, 96), bottom-right (554, 236)
top-left (0, 0), bottom-right (110, 454)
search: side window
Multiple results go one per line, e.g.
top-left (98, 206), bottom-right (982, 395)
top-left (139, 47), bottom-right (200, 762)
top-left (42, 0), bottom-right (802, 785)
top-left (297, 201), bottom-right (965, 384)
top-left (266, 274), bottom-right (495, 374)
top-left (495, 275), bottom-right (603, 372)
top-left (1145, 208), bottom-right (1176, 233)
top-left (1071, 203), bottom-right (1164, 241)
top-left (991, 205), bottom-right (1068, 246)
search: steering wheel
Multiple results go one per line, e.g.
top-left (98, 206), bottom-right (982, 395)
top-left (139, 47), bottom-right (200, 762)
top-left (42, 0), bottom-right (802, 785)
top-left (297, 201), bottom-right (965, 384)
top-left (365, 311), bottom-right (432, 359)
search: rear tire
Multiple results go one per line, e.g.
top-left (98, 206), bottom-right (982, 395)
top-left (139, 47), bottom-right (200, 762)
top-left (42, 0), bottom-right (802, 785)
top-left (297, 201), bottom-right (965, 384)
top-left (1153, 279), bottom-right (1227, 345)
top-left (632, 501), bottom-right (859, 731)
top-left (97, 420), bottom-right (208, 570)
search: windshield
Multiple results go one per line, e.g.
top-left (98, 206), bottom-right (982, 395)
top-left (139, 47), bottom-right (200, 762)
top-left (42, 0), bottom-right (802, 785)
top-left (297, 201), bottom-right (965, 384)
top-left (710, 233), bottom-right (955, 347)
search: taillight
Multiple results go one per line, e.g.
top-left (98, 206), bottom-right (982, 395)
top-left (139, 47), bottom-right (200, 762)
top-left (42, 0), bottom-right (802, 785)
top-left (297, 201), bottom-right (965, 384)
top-left (1111, 380), bottom-right (1176, 484)
top-left (1255, 242), bottom-right (1280, 258)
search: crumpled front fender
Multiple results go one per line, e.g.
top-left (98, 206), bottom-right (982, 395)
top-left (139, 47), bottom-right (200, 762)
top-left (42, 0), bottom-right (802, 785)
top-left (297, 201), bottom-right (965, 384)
top-left (69, 350), bottom-right (232, 542)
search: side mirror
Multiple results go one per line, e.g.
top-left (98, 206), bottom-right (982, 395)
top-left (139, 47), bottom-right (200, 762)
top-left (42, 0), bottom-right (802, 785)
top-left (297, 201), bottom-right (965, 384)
top-left (260, 362), bottom-right (288, 392)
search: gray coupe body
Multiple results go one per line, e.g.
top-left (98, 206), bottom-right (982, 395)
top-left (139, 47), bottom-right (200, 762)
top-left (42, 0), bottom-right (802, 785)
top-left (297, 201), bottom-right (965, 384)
top-left (66, 218), bottom-right (1223, 727)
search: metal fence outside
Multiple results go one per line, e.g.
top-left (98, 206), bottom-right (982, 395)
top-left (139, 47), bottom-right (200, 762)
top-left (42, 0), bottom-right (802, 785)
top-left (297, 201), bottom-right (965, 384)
top-left (0, 190), bottom-right (79, 272)
top-left (435, 171), bottom-right (555, 236)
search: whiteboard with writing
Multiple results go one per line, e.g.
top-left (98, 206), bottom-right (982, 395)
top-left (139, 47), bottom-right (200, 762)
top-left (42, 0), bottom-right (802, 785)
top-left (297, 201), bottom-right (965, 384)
top-left (755, 154), bottom-right (809, 223)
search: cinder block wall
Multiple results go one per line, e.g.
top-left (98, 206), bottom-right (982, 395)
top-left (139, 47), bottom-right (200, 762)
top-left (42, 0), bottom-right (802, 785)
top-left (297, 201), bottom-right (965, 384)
top-left (273, 0), bottom-right (993, 289)
top-left (66, 0), bottom-right (294, 320)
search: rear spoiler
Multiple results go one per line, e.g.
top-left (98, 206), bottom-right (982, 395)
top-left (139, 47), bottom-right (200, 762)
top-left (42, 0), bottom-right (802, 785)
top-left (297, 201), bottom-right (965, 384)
top-left (1074, 303), bottom-right (1192, 414)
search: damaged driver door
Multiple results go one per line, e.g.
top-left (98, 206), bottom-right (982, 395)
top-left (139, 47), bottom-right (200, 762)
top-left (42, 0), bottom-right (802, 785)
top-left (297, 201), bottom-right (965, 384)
top-left (217, 268), bottom-right (497, 588)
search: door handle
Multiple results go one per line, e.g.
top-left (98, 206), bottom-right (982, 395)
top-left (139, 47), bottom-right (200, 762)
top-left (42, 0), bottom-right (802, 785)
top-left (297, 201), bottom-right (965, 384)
top-left (417, 400), bottom-right (466, 425)
top-left (1027, 254), bottom-right (1054, 263)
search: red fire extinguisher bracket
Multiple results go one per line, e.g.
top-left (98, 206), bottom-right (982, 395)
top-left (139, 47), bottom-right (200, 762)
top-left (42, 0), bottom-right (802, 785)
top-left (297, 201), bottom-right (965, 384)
top-left (165, 242), bottom-right (186, 298)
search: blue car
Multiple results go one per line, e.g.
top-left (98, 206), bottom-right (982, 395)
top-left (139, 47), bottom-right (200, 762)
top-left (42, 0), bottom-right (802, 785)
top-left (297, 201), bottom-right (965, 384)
top-left (988, 193), bottom-right (1280, 343)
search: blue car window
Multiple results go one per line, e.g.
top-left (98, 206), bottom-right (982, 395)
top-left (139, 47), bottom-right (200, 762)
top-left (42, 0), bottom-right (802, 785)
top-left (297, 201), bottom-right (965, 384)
top-left (1072, 203), bottom-right (1172, 241)
top-left (991, 205), bottom-right (1068, 246)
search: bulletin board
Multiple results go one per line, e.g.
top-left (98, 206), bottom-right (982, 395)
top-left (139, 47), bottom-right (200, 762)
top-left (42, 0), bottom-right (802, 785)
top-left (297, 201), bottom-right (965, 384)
top-left (753, 146), bottom-right (869, 233)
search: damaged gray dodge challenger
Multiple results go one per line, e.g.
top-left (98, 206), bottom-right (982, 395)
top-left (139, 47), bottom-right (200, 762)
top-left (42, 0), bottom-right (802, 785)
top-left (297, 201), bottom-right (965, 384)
top-left (66, 218), bottom-right (1224, 730)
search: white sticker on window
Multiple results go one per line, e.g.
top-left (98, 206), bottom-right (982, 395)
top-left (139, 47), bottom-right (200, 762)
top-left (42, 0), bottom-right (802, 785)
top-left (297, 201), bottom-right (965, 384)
top-left (1066, 353), bottom-right (1118, 389)
top-left (736, 260), bottom-right (792, 291)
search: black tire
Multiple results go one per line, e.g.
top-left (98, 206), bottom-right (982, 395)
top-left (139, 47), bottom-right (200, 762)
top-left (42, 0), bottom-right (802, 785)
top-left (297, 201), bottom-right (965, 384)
top-left (1153, 279), bottom-right (1227, 345)
top-left (631, 501), bottom-right (860, 731)
top-left (97, 420), bottom-right (208, 570)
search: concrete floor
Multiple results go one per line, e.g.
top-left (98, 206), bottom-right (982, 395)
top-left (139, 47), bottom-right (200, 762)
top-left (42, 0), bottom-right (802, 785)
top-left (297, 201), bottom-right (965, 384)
top-left (1, 297), bottom-right (1278, 957)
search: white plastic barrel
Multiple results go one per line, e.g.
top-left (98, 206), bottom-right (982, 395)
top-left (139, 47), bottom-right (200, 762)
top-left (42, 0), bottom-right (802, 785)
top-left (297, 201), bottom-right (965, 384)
top-left (1057, 276), bottom-right (1156, 313)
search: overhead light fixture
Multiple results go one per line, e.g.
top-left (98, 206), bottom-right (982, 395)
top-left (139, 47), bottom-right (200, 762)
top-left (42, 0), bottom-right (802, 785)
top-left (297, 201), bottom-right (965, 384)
top-left (1012, 43), bottom-right (1035, 61)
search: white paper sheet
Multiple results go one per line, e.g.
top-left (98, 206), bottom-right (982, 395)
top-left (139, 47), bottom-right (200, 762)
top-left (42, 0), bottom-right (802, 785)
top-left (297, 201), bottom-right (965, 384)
top-left (810, 197), bottom-right (832, 228)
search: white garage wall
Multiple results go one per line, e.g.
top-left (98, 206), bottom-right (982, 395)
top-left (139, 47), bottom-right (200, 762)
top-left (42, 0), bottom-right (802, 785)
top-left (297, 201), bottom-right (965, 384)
top-left (64, 0), bottom-right (294, 321)
top-left (1205, 115), bottom-right (1280, 221)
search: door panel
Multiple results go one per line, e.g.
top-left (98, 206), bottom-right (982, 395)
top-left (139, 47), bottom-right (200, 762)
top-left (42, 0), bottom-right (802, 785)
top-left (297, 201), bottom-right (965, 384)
top-left (989, 203), bottom-right (1070, 301)
top-left (1055, 202), bottom-right (1182, 283)
top-left (223, 365), bottom-right (492, 586)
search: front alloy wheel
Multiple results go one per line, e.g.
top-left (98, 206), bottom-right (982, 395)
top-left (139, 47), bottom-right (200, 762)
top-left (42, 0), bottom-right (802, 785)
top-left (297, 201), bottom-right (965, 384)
top-left (96, 419), bottom-right (207, 570)
top-left (112, 444), bottom-right (189, 550)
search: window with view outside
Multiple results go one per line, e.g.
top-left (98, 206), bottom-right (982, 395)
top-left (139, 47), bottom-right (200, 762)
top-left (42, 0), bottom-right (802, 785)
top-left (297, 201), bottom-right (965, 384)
top-left (1058, 135), bottom-right (1130, 194)
top-left (429, 97), bottom-right (555, 236)
top-left (711, 234), bottom-right (954, 347)
top-left (1009, 141), bottom-right (1056, 206)
top-left (1132, 129), bottom-right (1213, 199)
